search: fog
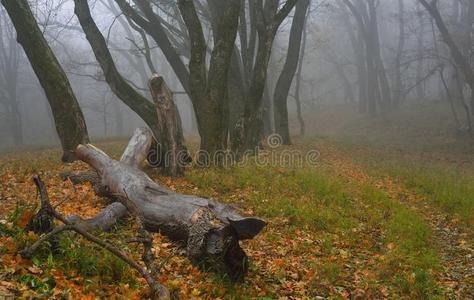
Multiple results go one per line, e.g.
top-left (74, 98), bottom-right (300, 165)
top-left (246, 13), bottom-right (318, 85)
top-left (0, 0), bottom-right (472, 152)
top-left (2, 1), bottom-right (474, 298)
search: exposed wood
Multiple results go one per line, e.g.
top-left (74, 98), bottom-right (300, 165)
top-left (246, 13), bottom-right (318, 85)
top-left (148, 75), bottom-right (189, 176)
top-left (65, 202), bottom-right (128, 232)
top-left (25, 175), bottom-right (55, 235)
top-left (75, 127), bottom-right (266, 280)
top-left (121, 127), bottom-right (154, 169)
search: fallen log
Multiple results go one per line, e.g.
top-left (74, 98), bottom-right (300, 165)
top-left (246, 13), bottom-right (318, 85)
top-left (75, 127), bottom-right (266, 279)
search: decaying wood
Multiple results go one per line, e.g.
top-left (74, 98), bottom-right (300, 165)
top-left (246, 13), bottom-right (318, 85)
top-left (25, 175), bottom-right (55, 235)
top-left (75, 127), bottom-right (266, 280)
top-left (22, 175), bottom-right (170, 299)
top-left (65, 202), bottom-right (128, 232)
top-left (121, 125), bottom-right (154, 168)
top-left (148, 74), bottom-right (190, 177)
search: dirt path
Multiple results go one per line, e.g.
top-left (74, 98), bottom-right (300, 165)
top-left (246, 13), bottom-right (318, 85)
top-left (318, 141), bottom-right (474, 298)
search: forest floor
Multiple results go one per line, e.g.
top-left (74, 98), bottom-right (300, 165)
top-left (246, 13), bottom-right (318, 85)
top-left (0, 103), bottom-right (473, 299)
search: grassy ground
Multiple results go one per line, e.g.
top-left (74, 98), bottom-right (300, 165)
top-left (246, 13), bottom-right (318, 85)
top-left (330, 139), bottom-right (474, 229)
top-left (0, 140), bottom-right (455, 299)
top-left (0, 102), bottom-right (473, 298)
top-left (300, 101), bottom-right (474, 230)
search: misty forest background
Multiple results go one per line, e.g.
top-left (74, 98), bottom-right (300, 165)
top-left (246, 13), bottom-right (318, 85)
top-left (2, 0), bottom-right (473, 151)
top-left (1, 0), bottom-right (474, 299)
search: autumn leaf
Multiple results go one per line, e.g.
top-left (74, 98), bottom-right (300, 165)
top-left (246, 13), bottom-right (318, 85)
top-left (17, 209), bottom-right (34, 229)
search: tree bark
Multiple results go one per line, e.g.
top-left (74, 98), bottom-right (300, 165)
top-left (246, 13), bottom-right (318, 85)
top-left (393, 0), bottom-right (405, 107)
top-left (74, 0), bottom-right (190, 175)
top-left (2, 0), bottom-right (89, 162)
top-left (148, 75), bottom-right (189, 176)
top-left (368, 0), bottom-right (392, 111)
top-left (114, 0), bottom-right (241, 160)
top-left (419, 0), bottom-right (474, 98)
top-left (240, 0), bottom-right (298, 153)
top-left (23, 174), bottom-right (169, 299)
top-left (273, 0), bottom-right (310, 145)
top-left (340, 4), bottom-right (367, 113)
top-left (343, 0), bottom-right (378, 116)
top-left (73, 0), bottom-right (158, 135)
top-left (294, 16), bottom-right (307, 137)
top-left (415, 1), bottom-right (426, 101)
top-left (0, 12), bottom-right (23, 147)
top-left (178, 0), bottom-right (241, 163)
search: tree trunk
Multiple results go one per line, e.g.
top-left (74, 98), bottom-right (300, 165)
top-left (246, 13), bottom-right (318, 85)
top-left (241, 32), bottom-right (277, 153)
top-left (75, 0), bottom-right (191, 175)
top-left (294, 11), bottom-right (308, 137)
top-left (240, 0), bottom-right (298, 153)
top-left (459, 0), bottom-right (474, 115)
top-left (73, 0), bottom-right (158, 134)
top-left (342, 10), bottom-right (367, 113)
top-left (343, 0), bottom-right (378, 116)
top-left (368, 0), bottom-right (391, 111)
top-left (393, 0), bottom-right (405, 107)
top-left (75, 127), bottom-right (266, 280)
top-left (6, 87), bottom-right (23, 146)
top-left (366, 43), bottom-right (378, 117)
top-left (273, 0), bottom-right (310, 145)
top-left (2, 0), bottom-right (89, 162)
top-left (419, 0), bottom-right (474, 99)
top-left (415, 1), bottom-right (426, 101)
top-left (148, 75), bottom-right (189, 176)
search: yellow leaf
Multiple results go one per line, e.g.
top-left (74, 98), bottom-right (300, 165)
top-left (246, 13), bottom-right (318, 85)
top-left (191, 288), bottom-right (200, 297)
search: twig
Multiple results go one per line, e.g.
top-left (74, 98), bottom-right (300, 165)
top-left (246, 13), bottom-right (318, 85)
top-left (22, 175), bottom-right (170, 299)
top-left (21, 225), bottom-right (71, 258)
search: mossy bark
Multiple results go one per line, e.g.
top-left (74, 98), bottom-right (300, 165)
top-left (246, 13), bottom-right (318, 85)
top-left (2, 0), bottom-right (89, 162)
top-left (239, 0), bottom-right (298, 153)
top-left (178, 0), bottom-right (241, 163)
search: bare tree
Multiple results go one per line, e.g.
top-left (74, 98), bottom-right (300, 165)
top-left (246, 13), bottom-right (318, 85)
top-left (273, 0), bottom-right (311, 145)
top-left (339, 1), bottom-right (367, 113)
top-left (393, 0), bottom-right (405, 107)
top-left (1, 0), bottom-right (89, 162)
top-left (0, 8), bottom-right (23, 146)
top-left (419, 0), bottom-right (474, 119)
top-left (239, 0), bottom-right (298, 152)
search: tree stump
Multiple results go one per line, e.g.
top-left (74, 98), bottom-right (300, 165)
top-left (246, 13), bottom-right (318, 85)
top-left (147, 75), bottom-right (190, 176)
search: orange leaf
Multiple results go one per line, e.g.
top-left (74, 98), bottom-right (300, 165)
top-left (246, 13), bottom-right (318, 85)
top-left (17, 210), bottom-right (34, 229)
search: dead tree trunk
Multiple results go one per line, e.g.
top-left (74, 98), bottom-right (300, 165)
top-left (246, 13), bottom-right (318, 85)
top-left (74, 127), bottom-right (266, 280)
top-left (147, 75), bottom-right (188, 177)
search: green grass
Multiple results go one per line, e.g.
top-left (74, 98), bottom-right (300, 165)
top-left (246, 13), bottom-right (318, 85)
top-left (1, 141), bottom-right (445, 298)
top-left (383, 163), bottom-right (474, 227)
top-left (333, 139), bottom-right (474, 228)
top-left (185, 158), bottom-right (442, 298)
top-left (2, 202), bottom-right (139, 294)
